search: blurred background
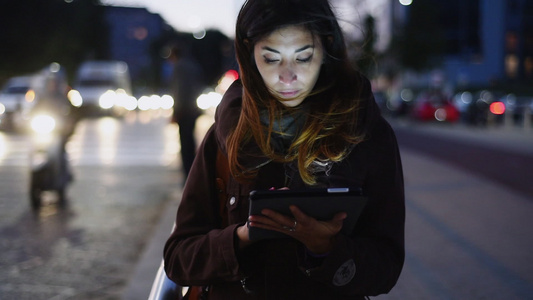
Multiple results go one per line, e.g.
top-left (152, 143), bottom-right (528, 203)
top-left (0, 0), bottom-right (532, 299)
top-left (2, 0), bottom-right (533, 115)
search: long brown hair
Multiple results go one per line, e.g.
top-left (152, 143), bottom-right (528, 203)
top-left (228, 0), bottom-right (367, 185)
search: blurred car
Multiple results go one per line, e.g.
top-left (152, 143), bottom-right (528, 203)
top-left (0, 75), bottom-right (37, 131)
top-left (384, 88), bottom-right (413, 118)
top-left (500, 93), bottom-right (533, 126)
top-left (457, 90), bottom-right (506, 126)
top-left (372, 90), bottom-right (391, 115)
top-left (72, 60), bottom-right (133, 117)
top-left (452, 91), bottom-right (474, 117)
top-left (411, 89), bottom-right (460, 122)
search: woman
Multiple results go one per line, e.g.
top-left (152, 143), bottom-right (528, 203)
top-left (164, 0), bottom-right (405, 299)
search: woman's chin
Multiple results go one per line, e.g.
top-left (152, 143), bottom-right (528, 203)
top-left (279, 98), bottom-right (305, 107)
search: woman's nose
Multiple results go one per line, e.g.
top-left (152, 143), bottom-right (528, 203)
top-left (279, 66), bottom-right (297, 85)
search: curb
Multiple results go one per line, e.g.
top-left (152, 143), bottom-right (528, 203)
top-left (122, 195), bottom-right (180, 300)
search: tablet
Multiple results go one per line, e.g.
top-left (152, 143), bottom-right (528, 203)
top-left (248, 188), bottom-right (368, 240)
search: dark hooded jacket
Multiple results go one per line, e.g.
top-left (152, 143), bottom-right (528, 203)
top-left (164, 78), bottom-right (405, 300)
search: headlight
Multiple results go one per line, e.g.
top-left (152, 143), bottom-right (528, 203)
top-left (99, 90), bottom-right (116, 109)
top-left (196, 92), bottom-right (222, 110)
top-left (68, 89), bottom-right (83, 107)
top-left (160, 95), bottom-right (174, 110)
top-left (31, 115), bottom-right (56, 134)
top-left (25, 89), bottom-right (36, 102)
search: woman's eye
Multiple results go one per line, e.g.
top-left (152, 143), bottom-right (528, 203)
top-left (264, 57), bottom-right (279, 64)
top-left (297, 55), bottom-right (313, 63)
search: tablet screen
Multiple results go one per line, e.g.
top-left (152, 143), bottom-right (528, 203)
top-left (248, 188), bottom-right (367, 240)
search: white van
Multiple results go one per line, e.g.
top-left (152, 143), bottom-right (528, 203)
top-left (73, 60), bottom-right (133, 115)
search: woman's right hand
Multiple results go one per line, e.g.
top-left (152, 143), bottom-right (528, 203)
top-left (236, 223), bottom-right (253, 249)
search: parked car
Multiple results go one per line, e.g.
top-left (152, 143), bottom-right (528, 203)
top-left (0, 76), bottom-right (37, 131)
top-left (387, 88), bottom-right (418, 118)
top-left (501, 93), bottom-right (533, 126)
top-left (411, 89), bottom-right (460, 122)
top-left (457, 90), bottom-right (507, 126)
top-left (372, 90), bottom-right (391, 115)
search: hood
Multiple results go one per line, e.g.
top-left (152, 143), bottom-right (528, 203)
top-left (214, 80), bottom-right (245, 155)
top-left (214, 80), bottom-right (271, 172)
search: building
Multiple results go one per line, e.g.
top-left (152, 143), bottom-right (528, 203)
top-left (103, 6), bottom-right (172, 91)
top-left (440, 0), bottom-right (532, 88)
top-left (397, 0), bottom-right (533, 89)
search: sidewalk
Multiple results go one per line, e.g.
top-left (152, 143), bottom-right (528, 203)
top-left (379, 148), bottom-right (533, 299)
top-left (383, 119), bottom-right (533, 298)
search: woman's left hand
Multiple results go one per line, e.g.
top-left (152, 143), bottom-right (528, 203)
top-left (248, 205), bottom-right (347, 254)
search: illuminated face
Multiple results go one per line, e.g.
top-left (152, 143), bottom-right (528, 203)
top-left (254, 25), bottom-right (324, 107)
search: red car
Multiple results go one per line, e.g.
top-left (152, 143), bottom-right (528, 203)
top-left (412, 90), bottom-right (460, 122)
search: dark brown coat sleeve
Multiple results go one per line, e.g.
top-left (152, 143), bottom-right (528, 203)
top-left (163, 125), bottom-right (243, 286)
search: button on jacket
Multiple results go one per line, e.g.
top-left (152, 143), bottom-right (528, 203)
top-left (164, 77), bottom-right (405, 300)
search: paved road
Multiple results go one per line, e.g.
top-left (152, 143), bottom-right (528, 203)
top-left (0, 111), bottom-right (187, 300)
top-left (393, 119), bottom-right (533, 199)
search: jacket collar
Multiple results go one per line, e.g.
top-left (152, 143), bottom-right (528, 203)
top-left (214, 80), bottom-right (272, 171)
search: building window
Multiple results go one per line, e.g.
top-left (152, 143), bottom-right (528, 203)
top-left (525, 57), bottom-right (533, 78)
top-left (438, 0), bottom-right (481, 57)
top-left (505, 54), bottom-right (519, 78)
top-left (134, 27), bottom-right (148, 41)
top-left (505, 32), bottom-right (519, 52)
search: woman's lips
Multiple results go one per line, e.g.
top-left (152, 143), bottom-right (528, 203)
top-left (278, 90), bottom-right (300, 98)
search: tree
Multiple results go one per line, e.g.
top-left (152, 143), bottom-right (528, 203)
top-left (0, 0), bottom-right (109, 84)
top-left (392, 0), bottom-right (446, 72)
top-left (357, 15), bottom-right (379, 77)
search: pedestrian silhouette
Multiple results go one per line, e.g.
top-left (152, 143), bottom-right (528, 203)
top-left (168, 43), bottom-right (205, 179)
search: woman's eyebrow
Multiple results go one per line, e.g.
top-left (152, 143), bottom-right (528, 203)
top-left (261, 45), bottom-right (314, 53)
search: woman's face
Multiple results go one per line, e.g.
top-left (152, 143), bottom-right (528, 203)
top-left (254, 25), bottom-right (324, 107)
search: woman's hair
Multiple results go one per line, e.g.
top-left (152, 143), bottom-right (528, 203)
top-left (228, 0), bottom-right (367, 185)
